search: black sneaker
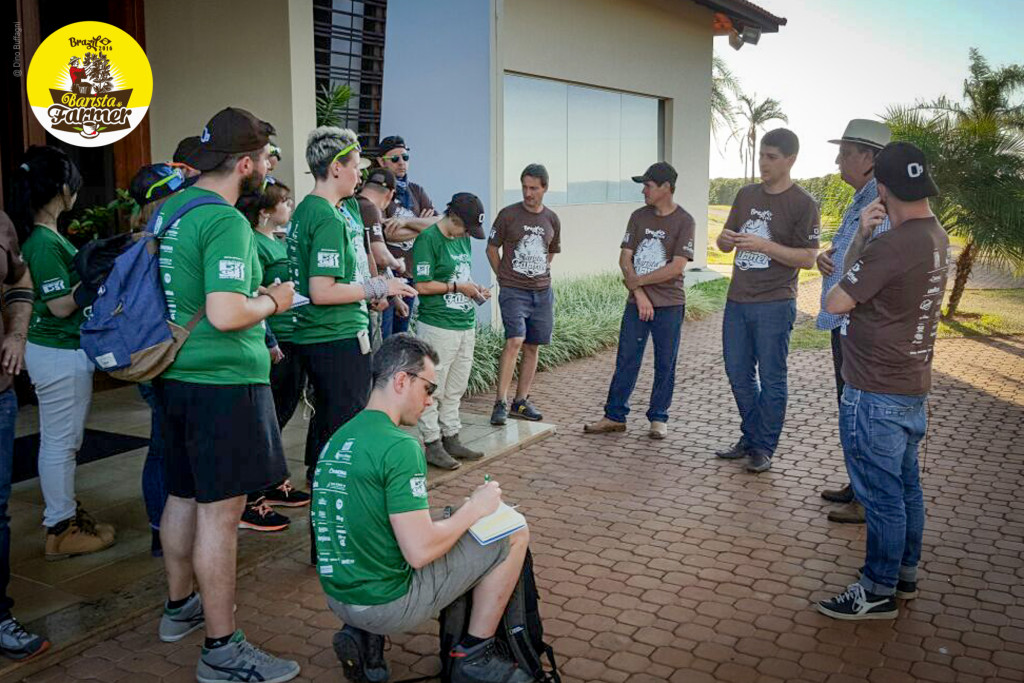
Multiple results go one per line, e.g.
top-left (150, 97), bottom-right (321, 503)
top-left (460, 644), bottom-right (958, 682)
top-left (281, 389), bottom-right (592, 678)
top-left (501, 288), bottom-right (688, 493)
top-left (0, 616), bottom-right (50, 661)
top-left (450, 639), bottom-right (532, 683)
top-left (745, 451), bottom-right (772, 473)
top-left (715, 441), bottom-right (748, 459)
top-left (333, 625), bottom-right (390, 683)
top-left (821, 482), bottom-right (855, 503)
top-left (510, 396), bottom-right (542, 421)
top-left (262, 480), bottom-right (311, 508)
top-left (817, 583), bottom-right (898, 621)
top-left (238, 498), bottom-right (291, 532)
top-left (490, 400), bottom-right (508, 426)
top-left (896, 579), bottom-right (918, 600)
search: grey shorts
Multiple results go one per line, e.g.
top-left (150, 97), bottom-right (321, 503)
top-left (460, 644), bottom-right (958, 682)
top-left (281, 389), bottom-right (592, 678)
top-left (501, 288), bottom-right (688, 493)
top-left (498, 286), bottom-right (554, 345)
top-left (328, 534), bottom-right (510, 635)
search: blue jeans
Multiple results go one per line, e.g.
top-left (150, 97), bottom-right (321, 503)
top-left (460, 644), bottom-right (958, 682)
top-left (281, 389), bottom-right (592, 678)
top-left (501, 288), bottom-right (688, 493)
top-left (137, 384), bottom-right (167, 530)
top-left (722, 299), bottom-right (796, 457)
top-left (841, 386), bottom-right (927, 596)
top-left (604, 303), bottom-right (684, 424)
top-left (0, 388), bottom-right (17, 619)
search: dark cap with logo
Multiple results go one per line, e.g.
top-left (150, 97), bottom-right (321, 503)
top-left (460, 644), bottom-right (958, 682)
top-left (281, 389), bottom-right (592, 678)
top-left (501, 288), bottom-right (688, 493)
top-left (631, 161), bottom-right (677, 187)
top-left (446, 192), bottom-right (486, 239)
top-left (378, 135), bottom-right (408, 154)
top-left (874, 142), bottom-right (939, 201)
top-left (364, 167), bottom-right (396, 191)
top-left (173, 136), bottom-right (201, 166)
top-left (185, 108), bottom-right (276, 172)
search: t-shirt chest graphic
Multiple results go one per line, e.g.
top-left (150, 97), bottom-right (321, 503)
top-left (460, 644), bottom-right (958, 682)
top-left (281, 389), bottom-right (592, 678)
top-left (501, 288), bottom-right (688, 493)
top-left (632, 228), bottom-right (669, 276)
top-left (735, 207), bottom-right (774, 271)
top-left (512, 225), bottom-right (549, 277)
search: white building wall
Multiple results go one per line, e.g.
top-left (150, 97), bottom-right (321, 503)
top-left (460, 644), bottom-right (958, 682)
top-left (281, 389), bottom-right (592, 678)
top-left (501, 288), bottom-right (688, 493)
top-left (499, 0), bottom-right (714, 277)
top-left (144, 0), bottom-right (316, 200)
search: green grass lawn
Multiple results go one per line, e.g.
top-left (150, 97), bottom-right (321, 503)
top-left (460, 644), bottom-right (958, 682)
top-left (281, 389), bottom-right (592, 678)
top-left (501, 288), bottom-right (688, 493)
top-left (790, 288), bottom-right (1024, 351)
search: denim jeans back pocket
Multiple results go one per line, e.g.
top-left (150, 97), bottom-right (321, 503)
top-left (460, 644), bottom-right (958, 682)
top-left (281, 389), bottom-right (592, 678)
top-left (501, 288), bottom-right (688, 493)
top-left (867, 404), bottom-right (913, 465)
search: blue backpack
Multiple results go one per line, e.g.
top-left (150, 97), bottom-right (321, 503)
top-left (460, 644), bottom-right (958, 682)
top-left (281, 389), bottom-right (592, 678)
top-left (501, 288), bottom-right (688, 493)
top-left (80, 195), bottom-right (227, 381)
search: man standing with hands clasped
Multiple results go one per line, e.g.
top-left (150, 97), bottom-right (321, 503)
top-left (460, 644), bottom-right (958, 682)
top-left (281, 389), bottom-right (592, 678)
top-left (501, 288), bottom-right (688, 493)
top-left (817, 142), bottom-right (948, 620)
top-left (715, 129), bottom-right (820, 473)
top-left (584, 162), bottom-right (695, 440)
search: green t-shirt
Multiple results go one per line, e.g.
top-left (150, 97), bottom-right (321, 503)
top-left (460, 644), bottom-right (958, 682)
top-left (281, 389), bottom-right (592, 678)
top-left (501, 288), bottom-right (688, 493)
top-left (253, 231), bottom-right (295, 342)
top-left (22, 227), bottom-right (84, 349)
top-left (412, 224), bottom-right (475, 331)
top-left (312, 409), bottom-right (430, 605)
top-left (287, 195), bottom-right (368, 344)
top-left (158, 187), bottom-right (269, 385)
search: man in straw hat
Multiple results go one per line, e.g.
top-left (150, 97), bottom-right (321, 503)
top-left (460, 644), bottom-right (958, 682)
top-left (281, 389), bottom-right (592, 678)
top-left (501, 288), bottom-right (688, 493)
top-left (816, 119), bottom-right (892, 525)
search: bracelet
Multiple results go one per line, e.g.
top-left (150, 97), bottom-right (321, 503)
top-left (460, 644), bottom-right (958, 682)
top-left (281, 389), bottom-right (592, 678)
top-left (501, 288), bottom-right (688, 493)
top-left (449, 281), bottom-right (456, 294)
top-left (2, 287), bottom-right (33, 307)
top-left (263, 293), bottom-right (279, 315)
top-left (362, 276), bottom-right (388, 301)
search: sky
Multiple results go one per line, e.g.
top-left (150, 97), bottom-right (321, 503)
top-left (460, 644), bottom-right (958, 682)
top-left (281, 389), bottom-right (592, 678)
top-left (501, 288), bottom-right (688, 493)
top-left (709, 0), bottom-right (1024, 179)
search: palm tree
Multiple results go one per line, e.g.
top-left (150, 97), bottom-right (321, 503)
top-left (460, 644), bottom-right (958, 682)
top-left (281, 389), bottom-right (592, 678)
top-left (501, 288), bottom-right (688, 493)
top-left (315, 83), bottom-right (353, 128)
top-left (893, 49), bottom-right (1024, 318)
top-left (733, 94), bottom-right (787, 183)
top-left (711, 55), bottom-right (740, 140)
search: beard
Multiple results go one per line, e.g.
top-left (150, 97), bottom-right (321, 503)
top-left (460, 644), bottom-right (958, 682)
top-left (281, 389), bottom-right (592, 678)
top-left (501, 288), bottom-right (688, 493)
top-left (239, 167), bottom-right (265, 196)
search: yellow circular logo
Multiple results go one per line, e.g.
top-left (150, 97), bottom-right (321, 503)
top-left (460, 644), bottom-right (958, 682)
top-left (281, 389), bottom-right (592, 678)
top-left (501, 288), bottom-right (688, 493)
top-left (26, 21), bottom-right (153, 147)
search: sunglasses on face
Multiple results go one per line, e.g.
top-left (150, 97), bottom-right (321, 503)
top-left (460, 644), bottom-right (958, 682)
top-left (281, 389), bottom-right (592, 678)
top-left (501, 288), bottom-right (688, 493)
top-left (387, 154), bottom-right (410, 163)
top-left (407, 372), bottom-right (437, 396)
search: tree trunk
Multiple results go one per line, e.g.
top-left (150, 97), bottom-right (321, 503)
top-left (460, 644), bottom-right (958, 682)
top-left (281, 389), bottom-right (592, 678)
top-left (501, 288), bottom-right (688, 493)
top-left (944, 239), bottom-right (976, 318)
top-left (751, 130), bottom-right (758, 183)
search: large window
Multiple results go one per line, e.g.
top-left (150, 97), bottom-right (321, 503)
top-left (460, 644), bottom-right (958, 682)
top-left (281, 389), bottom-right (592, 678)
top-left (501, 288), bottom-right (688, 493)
top-left (503, 74), bottom-right (663, 206)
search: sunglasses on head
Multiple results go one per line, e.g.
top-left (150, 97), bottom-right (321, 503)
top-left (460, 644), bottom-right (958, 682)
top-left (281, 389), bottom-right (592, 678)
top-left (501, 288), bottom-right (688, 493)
top-left (387, 153), bottom-right (410, 163)
top-left (145, 165), bottom-right (187, 199)
top-left (330, 141), bottom-right (362, 167)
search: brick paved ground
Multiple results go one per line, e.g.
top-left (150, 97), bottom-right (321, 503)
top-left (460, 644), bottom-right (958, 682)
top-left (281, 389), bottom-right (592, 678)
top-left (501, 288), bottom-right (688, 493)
top-left (21, 304), bottom-right (1024, 683)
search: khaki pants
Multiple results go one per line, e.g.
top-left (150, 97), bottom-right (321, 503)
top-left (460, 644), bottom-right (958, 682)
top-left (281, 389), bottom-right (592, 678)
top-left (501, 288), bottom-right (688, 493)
top-left (416, 322), bottom-right (476, 443)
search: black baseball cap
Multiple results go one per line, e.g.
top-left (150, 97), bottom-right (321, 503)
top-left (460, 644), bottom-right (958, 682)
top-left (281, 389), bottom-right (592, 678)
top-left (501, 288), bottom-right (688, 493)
top-left (874, 142), bottom-right (939, 201)
top-left (378, 135), bottom-right (408, 154)
top-left (632, 161), bottom-right (677, 187)
top-left (446, 192), bottom-right (486, 239)
top-left (173, 136), bottom-right (201, 166)
top-left (185, 108), bottom-right (276, 172)
top-left (364, 167), bottom-right (396, 191)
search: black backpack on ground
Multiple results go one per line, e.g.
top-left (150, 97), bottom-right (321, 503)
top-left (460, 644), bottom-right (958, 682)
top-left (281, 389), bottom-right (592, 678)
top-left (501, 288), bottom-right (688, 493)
top-left (438, 549), bottom-right (561, 683)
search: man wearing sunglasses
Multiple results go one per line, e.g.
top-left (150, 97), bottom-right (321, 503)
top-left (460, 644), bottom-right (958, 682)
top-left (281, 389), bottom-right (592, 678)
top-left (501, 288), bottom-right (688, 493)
top-left (377, 135), bottom-right (438, 338)
top-left (314, 334), bottom-right (532, 683)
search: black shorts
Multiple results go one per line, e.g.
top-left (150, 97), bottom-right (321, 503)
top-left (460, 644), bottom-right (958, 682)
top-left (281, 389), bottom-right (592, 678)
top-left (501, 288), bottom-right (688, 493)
top-left (154, 379), bottom-right (289, 503)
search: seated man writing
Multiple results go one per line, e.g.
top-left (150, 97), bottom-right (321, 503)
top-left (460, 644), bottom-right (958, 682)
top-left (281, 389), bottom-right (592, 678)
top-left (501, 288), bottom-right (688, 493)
top-left (313, 333), bottom-right (532, 683)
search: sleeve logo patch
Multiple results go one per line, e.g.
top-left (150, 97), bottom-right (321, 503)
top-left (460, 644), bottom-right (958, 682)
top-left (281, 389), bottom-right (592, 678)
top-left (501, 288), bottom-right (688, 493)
top-left (318, 251), bottom-right (340, 269)
top-left (218, 259), bottom-right (245, 281)
top-left (41, 278), bottom-right (66, 294)
top-left (416, 263), bottom-right (430, 277)
top-left (410, 476), bottom-right (427, 498)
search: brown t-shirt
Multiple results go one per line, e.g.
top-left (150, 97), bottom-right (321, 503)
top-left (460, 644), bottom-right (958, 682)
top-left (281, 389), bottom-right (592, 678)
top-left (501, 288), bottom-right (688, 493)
top-left (0, 212), bottom-right (28, 394)
top-left (621, 205), bottom-right (696, 308)
top-left (488, 203), bottom-right (561, 291)
top-left (356, 195), bottom-right (386, 251)
top-left (384, 181), bottom-right (435, 274)
top-left (725, 183), bottom-right (821, 303)
top-left (839, 217), bottom-right (950, 396)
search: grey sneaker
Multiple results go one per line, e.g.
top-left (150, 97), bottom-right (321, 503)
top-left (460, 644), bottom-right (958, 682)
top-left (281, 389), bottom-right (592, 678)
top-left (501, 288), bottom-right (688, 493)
top-left (197, 630), bottom-right (300, 683)
top-left (490, 400), bottom-right (508, 426)
top-left (159, 592), bottom-right (205, 643)
top-left (425, 440), bottom-right (460, 470)
top-left (715, 441), bottom-right (748, 459)
top-left (443, 434), bottom-right (484, 461)
top-left (0, 616), bottom-right (50, 661)
top-left (745, 451), bottom-right (772, 473)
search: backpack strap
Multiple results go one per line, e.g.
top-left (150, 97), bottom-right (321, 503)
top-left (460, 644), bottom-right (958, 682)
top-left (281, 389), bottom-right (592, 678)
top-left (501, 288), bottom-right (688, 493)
top-left (147, 195), bottom-right (230, 237)
top-left (146, 194), bottom-right (230, 331)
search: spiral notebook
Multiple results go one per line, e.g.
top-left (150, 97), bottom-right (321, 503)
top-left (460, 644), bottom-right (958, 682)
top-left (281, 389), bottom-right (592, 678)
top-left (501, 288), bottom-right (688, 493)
top-left (469, 503), bottom-right (527, 546)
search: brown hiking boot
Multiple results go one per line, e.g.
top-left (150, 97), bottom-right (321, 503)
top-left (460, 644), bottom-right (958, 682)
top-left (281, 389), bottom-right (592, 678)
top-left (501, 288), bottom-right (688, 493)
top-left (425, 440), bottom-right (460, 470)
top-left (442, 434), bottom-right (484, 461)
top-left (75, 503), bottom-right (115, 543)
top-left (827, 502), bottom-right (866, 524)
top-left (583, 417), bottom-right (626, 434)
top-left (45, 517), bottom-right (115, 561)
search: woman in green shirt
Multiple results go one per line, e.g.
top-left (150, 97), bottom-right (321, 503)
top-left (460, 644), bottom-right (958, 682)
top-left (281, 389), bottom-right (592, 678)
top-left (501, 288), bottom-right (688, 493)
top-left (11, 146), bottom-right (114, 560)
top-left (286, 127), bottom-right (416, 494)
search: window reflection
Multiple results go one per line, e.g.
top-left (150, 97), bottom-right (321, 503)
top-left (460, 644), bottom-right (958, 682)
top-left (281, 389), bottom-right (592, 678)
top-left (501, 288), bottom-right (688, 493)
top-left (503, 74), bottom-right (661, 206)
